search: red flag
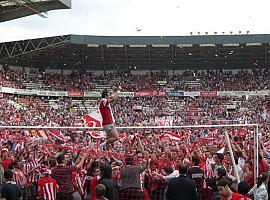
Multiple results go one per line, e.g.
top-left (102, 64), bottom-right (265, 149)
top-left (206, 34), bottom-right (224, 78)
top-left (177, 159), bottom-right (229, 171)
top-left (82, 110), bottom-right (102, 127)
top-left (48, 130), bottom-right (66, 141)
top-left (159, 132), bottom-right (181, 142)
top-left (25, 130), bottom-right (49, 139)
top-left (82, 111), bottom-right (103, 139)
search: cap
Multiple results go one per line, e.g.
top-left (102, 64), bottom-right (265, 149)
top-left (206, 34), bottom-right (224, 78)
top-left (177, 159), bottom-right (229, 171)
top-left (2, 148), bottom-right (8, 153)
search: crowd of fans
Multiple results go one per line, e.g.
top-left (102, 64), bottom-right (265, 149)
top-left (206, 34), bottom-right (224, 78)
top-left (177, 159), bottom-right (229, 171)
top-left (1, 68), bottom-right (270, 91)
top-left (0, 67), bottom-right (270, 200)
top-left (0, 121), bottom-right (270, 200)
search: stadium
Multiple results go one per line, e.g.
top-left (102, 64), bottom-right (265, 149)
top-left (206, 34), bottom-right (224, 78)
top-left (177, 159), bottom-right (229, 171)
top-left (0, 1), bottom-right (270, 200)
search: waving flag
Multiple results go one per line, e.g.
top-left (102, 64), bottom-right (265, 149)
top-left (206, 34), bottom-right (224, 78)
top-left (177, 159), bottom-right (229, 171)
top-left (159, 132), bottom-right (181, 143)
top-left (25, 130), bottom-right (49, 140)
top-left (45, 122), bottom-right (66, 141)
top-left (82, 111), bottom-right (104, 139)
top-left (48, 129), bottom-right (66, 141)
top-left (82, 110), bottom-right (102, 127)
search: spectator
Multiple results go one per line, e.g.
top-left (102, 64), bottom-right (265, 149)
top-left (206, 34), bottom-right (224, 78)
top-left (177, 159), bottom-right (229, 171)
top-left (213, 153), bottom-right (225, 178)
top-left (188, 156), bottom-right (205, 200)
top-left (37, 167), bottom-right (59, 200)
top-left (1, 170), bottom-right (22, 200)
top-left (90, 164), bottom-right (101, 200)
top-left (166, 164), bottom-right (199, 200)
top-left (248, 172), bottom-right (269, 200)
top-left (12, 160), bottom-right (28, 200)
top-left (51, 153), bottom-right (87, 200)
top-left (119, 155), bottom-right (145, 200)
top-left (0, 158), bottom-right (4, 186)
top-left (217, 178), bottom-right (244, 200)
top-left (99, 164), bottom-right (118, 200)
top-left (95, 184), bottom-right (108, 200)
top-left (2, 149), bottom-right (13, 171)
top-left (237, 181), bottom-right (251, 200)
top-left (161, 166), bottom-right (179, 182)
top-left (258, 154), bottom-right (269, 176)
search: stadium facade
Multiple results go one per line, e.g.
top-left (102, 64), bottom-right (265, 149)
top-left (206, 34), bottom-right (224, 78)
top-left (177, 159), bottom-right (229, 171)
top-left (0, 34), bottom-right (269, 70)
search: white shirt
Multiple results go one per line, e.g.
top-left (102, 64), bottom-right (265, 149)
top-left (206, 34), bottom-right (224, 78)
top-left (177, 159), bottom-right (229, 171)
top-left (163, 170), bottom-right (179, 182)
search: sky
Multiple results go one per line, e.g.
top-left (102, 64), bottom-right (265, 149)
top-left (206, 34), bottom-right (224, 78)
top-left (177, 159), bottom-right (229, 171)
top-left (0, 0), bottom-right (270, 42)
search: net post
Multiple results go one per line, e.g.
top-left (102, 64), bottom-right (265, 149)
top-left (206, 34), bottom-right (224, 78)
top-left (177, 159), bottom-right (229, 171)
top-left (224, 131), bottom-right (240, 183)
top-left (254, 125), bottom-right (259, 184)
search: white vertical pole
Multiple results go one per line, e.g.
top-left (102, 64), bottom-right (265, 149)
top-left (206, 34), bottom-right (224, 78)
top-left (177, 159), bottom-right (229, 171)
top-left (254, 125), bottom-right (259, 183)
top-left (225, 131), bottom-right (240, 183)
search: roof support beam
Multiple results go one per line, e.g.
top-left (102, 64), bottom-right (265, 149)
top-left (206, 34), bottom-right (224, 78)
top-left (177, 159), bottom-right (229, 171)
top-left (0, 35), bottom-right (70, 62)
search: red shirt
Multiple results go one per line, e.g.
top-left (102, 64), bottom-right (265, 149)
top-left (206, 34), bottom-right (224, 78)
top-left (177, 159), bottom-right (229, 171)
top-left (99, 98), bottom-right (115, 125)
top-left (90, 176), bottom-right (99, 200)
top-left (2, 157), bottom-right (13, 170)
top-left (221, 192), bottom-right (244, 200)
top-left (72, 171), bottom-right (84, 196)
top-left (38, 176), bottom-right (59, 200)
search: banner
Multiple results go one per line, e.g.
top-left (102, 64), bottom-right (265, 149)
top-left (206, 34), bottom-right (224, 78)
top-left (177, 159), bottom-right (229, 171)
top-left (157, 80), bottom-right (167, 86)
top-left (155, 119), bottom-right (173, 126)
top-left (200, 91), bottom-right (218, 97)
top-left (1, 87), bottom-right (68, 97)
top-left (84, 91), bottom-right (100, 97)
top-left (0, 86), bottom-right (269, 97)
top-left (37, 91), bottom-right (67, 97)
top-left (232, 91), bottom-right (247, 96)
top-left (68, 91), bottom-right (84, 97)
top-left (247, 90), bottom-right (269, 96)
top-left (118, 92), bottom-right (134, 97)
top-left (168, 91), bottom-right (184, 97)
top-left (133, 106), bottom-right (142, 110)
top-left (219, 91), bottom-right (235, 96)
top-left (134, 92), bottom-right (152, 97)
top-left (184, 91), bottom-right (200, 97)
top-left (134, 91), bottom-right (166, 97)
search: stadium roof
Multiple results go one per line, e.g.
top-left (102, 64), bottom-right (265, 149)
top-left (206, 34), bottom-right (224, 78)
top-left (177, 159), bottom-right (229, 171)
top-left (0, 0), bottom-right (71, 22)
top-left (0, 34), bottom-right (270, 70)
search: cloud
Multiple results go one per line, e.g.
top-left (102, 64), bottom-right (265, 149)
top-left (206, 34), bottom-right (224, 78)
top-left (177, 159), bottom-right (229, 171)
top-left (0, 26), bottom-right (57, 42)
top-left (0, 0), bottom-right (270, 42)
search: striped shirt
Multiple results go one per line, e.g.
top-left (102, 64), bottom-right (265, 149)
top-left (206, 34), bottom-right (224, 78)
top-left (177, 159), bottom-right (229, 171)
top-left (51, 165), bottom-right (76, 194)
top-left (38, 176), bottom-right (59, 200)
top-left (13, 168), bottom-right (28, 188)
top-left (24, 160), bottom-right (40, 183)
top-left (72, 171), bottom-right (84, 196)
